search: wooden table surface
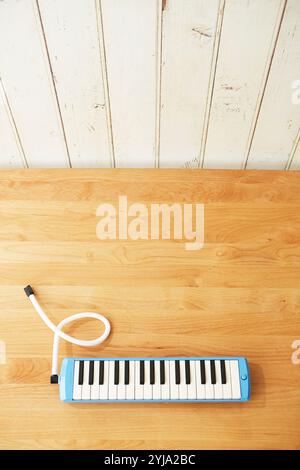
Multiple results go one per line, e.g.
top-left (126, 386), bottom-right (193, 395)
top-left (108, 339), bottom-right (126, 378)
top-left (0, 169), bottom-right (299, 450)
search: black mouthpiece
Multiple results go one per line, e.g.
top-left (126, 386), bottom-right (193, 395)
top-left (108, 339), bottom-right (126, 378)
top-left (24, 285), bottom-right (34, 297)
top-left (50, 374), bottom-right (59, 384)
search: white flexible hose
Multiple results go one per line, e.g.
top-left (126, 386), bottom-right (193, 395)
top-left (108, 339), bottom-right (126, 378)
top-left (26, 287), bottom-right (111, 377)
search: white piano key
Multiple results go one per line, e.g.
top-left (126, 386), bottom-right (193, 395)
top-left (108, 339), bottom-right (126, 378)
top-left (179, 360), bottom-right (188, 399)
top-left (144, 360), bottom-right (152, 400)
top-left (117, 360), bottom-right (126, 400)
top-left (71, 357), bottom-right (245, 402)
top-left (214, 360), bottom-right (223, 399)
top-left (82, 360), bottom-right (91, 400)
top-left (135, 361), bottom-right (144, 400)
top-left (72, 360), bottom-right (82, 400)
top-left (205, 360), bottom-right (214, 399)
top-left (152, 360), bottom-right (161, 400)
top-left (222, 360), bottom-right (232, 399)
top-left (195, 360), bottom-right (205, 399)
top-left (99, 361), bottom-right (109, 400)
top-left (126, 361), bottom-right (135, 400)
top-left (91, 360), bottom-right (100, 400)
top-left (170, 360), bottom-right (179, 400)
top-left (187, 360), bottom-right (197, 400)
top-left (108, 361), bottom-right (117, 400)
top-left (230, 360), bottom-right (241, 399)
top-left (161, 360), bottom-right (170, 400)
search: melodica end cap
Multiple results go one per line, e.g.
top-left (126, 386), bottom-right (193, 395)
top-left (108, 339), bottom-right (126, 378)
top-left (24, 285), bottom-right (34, 297)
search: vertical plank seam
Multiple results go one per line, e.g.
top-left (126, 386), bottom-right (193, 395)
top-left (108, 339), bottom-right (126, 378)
top-left (242, 0), bottom-right (288, 170)
top-left (286, 127), bottom-right (300, 169)
top-left (198, 0), bottom-right (225, 169)
top-left (155, 0), bottom-right (163, 168)
top-left (35, 0), bottom-right (72, 168)
top-left (0, 77), bottom-right (28, 168)
top-left (96, 0), bottom-right (116, 168)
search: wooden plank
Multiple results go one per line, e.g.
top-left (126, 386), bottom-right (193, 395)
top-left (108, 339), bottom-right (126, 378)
top-left (2, 239), bottom-right (300, 266)
top-left (1, 200), bottom-right (300, 244)
top-left (2, 262), bottom-right (300, 288)
top-left (0, 0), bottom-right (69, 167)
top-left (2, 168), bottom-right (300, 202)
top-left (100, 0), bottom-right (159, 167)
top-left (247, 0), bottom-right (300, 169)
top-left (38, 0), bottom-right (112, 168)
top-left (159, 0), bottom-right (220, 168)
top-left (0, 169), bottom-right (300, 449)
top-left (203, 0), bottom-right (283, 169)
top-left (0, 80), bottom-right (25, 168)
top-left (1, 286), bottom-right (300, 336)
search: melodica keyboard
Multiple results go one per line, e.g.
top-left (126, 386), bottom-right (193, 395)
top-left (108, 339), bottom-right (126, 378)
top-left (59, 357), bottom-right (250, 403)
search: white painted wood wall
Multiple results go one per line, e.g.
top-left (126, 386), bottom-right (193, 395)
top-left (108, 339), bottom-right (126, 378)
top-left (0, 0), bottom-right (299, 169)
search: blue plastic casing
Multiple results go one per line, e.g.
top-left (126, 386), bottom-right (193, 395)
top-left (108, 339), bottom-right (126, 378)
top-left (59, 356), bottom-right (250, 403)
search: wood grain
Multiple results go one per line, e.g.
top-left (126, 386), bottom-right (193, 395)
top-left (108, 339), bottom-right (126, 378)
top-left (0, 169), bottom-right (299, 450)
top-left (247, 0), bottom-right (300, 170)
top-left (159, 0), bottom-right (220, 168)
top-left (203, 0), bottom-right (284, 169)
top-left (100, 0), bottom-right (159, 167)
top-left (0, 0), bottom-right (70, 167)
top-left (0, 1), bottom-right (300, 170)
top-left (37, 0), bottom-right (112, 168)
top-left (291, 135), bottom-right (300, 170)
top-left (0, 80), bottom-right (25, 168)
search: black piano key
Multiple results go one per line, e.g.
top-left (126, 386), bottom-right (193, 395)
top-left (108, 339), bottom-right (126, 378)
top-left (150, 360), bottom-right (155, 385)
top-left (140, 360), bottom-right (145, 385)
top-left (89, 360), bottom-right (94, 385)
top-left (78, 360), bottom-right (84, 385)
top-left (160, 361), bottom-right (165, 384)
top-left (185, 360), bottom-right (191, 384)
top-left (200, 360), bottom-right (206, 384)
top-left (114, 361), bottom-right (119, 385)
top-left (99, 361), bottom-right (104, 385)
top-left (210, 360), bottom-right (216, 384)
top-left (175, 360), bottom-right (180, 384)
top-left (124, 360), bottom-right (130, 385)
top-left (220, 360), bottom-right (226, 384)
